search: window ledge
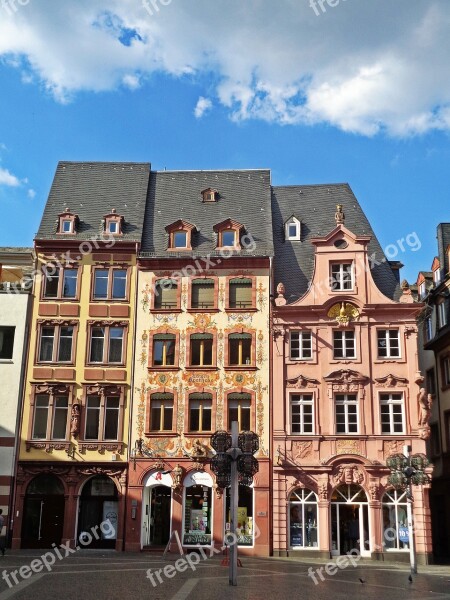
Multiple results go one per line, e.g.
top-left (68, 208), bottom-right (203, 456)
top-left (0, 359), bottom-right (13, 364)
top-left (185, 366), bottom-right (218, 371)
top-left (41, 298), bottom-right (79, 303)
top-left (90, 299), bottom-right (129, 303)
top-left (150, 309), bottom-right (183, 314)
top-left (188, 308), bottom-right (219, 313)
top-left (35, 362), bottom-right (75, 367)
top-left (226, 308), bottom-right (258, 313)
top-left (26, 440), bottom-right (71, 452)
top-left (224, 365), bottom-right (258, 371)
top-left (79, 441), bottom-right (125, 453)
top-left (148, 366), bottom-right (180, 372)
top-left (87, 363), bottom-right (126, 368)
top-left (143, 431), bottom-right (178, 438)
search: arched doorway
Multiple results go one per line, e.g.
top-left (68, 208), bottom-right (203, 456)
top-left (141, 471), bottom-right (172, 549)
top-left (288, 488), bottom-right (318, 550)
top-left (331, 484), bottom-right (370, 557)
top-left (77, 476), bottom-right (118, 549)
top-left (22, 473), bottom-right (65, 548)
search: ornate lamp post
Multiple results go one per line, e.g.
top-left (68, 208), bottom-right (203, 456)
top-left (386, 445), bottom-right (430, 574)
top-left (210, 423), bottom-right (259, 586)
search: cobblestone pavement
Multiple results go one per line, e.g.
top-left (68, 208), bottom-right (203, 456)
top-left (0, 551), bottom-right (449, 600)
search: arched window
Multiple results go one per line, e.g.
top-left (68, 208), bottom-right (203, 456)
top-left (382, 489), bottom-right (409, 551)
top-left (288, 488), bottom-right (318, 549)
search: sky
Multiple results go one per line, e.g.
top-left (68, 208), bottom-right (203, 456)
top-left (0, 0), bottom-right (449, 283)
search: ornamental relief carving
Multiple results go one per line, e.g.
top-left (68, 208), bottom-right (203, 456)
top-left (292, 441), bottom-right (313, 460)
top-left (336, 439), bottom-right (360, 455)
top-left (333, 464), bottom-right (365, 485)
top-left (374, 374), bottom-right (408, 387)
top-left (286, 375), bottom-right (319, 389)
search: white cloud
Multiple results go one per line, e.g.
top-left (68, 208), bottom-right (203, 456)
top-left (0, 168), bottom-right (20, 187)
top-left (194, 96), bottom-right (212, 118)
top-left (1, 0), bottom-right (450, 136)
top-left (27, 189), bottom-right (36, 199)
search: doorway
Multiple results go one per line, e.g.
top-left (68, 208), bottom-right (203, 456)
top-left (331, 484), bottom-right (370, 557)
top-left (77, 476), bottom-right (118, 549)
top-left (142, 485), bottom-right (171, 547)
top-left (22, 474), bottom-right (65, 548)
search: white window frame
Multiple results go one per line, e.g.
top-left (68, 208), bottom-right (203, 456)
top-left (380, 393), bottom-right (405, 434)
top-left (285, 217), bottom-right (301, 241)
top-left (330, 262), bottom-right (354, 291)
top-left (377, 329), bottom-right (400, 359)
top-left (433, 269), bottom-right (441, 284)
top-left (290, 393), bottom-right (314, 435)
top-left (438, 301), bottom-right (447, 329)
top-left (333, 330), bottom-right (356, 359)
top-left (425, 317), bottom-right (433, 341)
top-left (289, 331), bottom-right (312, 360)
top-left (419, 281), bottom-right (426, 299)
top-left (335, 394), bottom-right (358, 434)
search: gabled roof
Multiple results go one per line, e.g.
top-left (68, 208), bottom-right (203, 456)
top-left (36, 162), bottom-right (151, 242)
top-left (271, 183), bottom-right (401, 301)
top-left (141, 170), bottom-right (273, 257)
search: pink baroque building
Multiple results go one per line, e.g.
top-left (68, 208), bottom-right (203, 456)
top-left (270, 184), bottom-right (433, 563)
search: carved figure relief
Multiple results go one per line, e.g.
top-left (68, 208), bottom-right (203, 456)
top-left (418, 389), bottom-right (433, 427)
top-left (327, 302), bottom-right (360, 327)
top-left (333, 464), bottom-right (364, 485)
top-left (292, 441), bottom-right (312, 460)
top-left (70, 404), bottom-right (80, 437)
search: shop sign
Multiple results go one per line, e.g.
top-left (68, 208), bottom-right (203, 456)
top-left (398, 526), bottom-right (409, 544)
top-left (184, 471), bottom-right (213, 487)
top-left (183, 533), bottom-right (211, 545)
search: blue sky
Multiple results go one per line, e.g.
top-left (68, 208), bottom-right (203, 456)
top-left (1, 0), bottom-right (449, 283)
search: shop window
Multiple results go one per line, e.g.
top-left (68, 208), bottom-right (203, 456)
top-left (380, 393), bottom-right (404, 434)
top-left (290, 331), bottom-right (312, 360)
top-left (38, 325), bottom-right (74, 363)
top-left (85, 396), bottom-right (120, 441)
top-left (190, 334), bottom-right (213, 367)
top-left (225, 485), bottom-right (254, 546)
top-left (229, 278), bottom-right (253, 309)
top-left (290, 394), bottom-right (314, 434)
top-left (93, 268), bottom-right (127, 301)
top-left (154, 279), bottom-right (178, 310)
top-left (377, 329), bottom-right (400, 358)
top-left (32, 394), bottom-right (69, 440)
top-left (333, 330), bottom-right (356, 359)
top-left (150, 393), bottom-right (173, 432)
top-left (228, 333), bottom-right (252, 366)
top-left (0, 326), bottom-right (15, 360)
top-left (42, 266), bottom-right (78, 299)
top-left (152, 334), bottom-right (176, 367)
top-left (89, 326), bottom-right (124, 364)
top-left (289, 488), bottom-right (318, 549)
top-left (335, 394), bottom-right (358, 434)
top-left (189, 393), bottom-right (212, 432)
top-left (228, 393), bottom-right (251, 431)
top-left (382, 489), bottom-right (409, 551)
top-left (191, 279), bottom-right (215, 309)
top-left (183, 482), bottom-right (212, 546)
top-left (330, 262), bottom-right (353, 291)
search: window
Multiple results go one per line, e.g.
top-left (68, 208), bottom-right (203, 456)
top-left (190, 334), bottom-right (213, 367)
top-left (57, 210), bottom-right (77, 235)
top-left (191, 279), bottom-right (215, 309)
top-left (285, 217), bottom-right (301, 241)
top-left (214, 219), bottom-right (243, 249)
top-left (433, 269), bottom-right (441, 284)
top-left (93, 268), bottom-right (127, 301)
top-left (32, 394), bottom-right (69, 440)
top-left (150, 393), bottom-right (173, 432)
top-left (290, 331), bottom-right (312, 360)
top-left (228, 393), bottom-right (251, 431)
top-left (426, 368), bottom-right (436, 396)
top-left (222, 230), bottom-right (236, 247)
top-left (382, 489), bottom-right (408, 550)
top-left (108, 221), bottom-right (118, 234)
top-left (174, 231), bottom-right (187, 248)
top-left (330, 263), bottom-right (353, 291)
top-left (85, 396), bottom-right (120, 440)
top-left (425, 317), bottom-right (433, 342)
top-left (229, 278), bottom-right (253, 309)
top-left (0, 326), bottom-right (15, 360)
top-left (42, 266), bottom-right (78, 299)
top-left (154, 279), bottom-right (178, 310)
top-left (289, 488), bottom-right (318, 549)
top-left (290, 394), bottom-right (314, 434)
top-left (189, 393), bottom-right (212, 432)
top-left (202, 188), bottom-right (218, 202)
top-left (380, 393), bottom-right (404, 434)
top-left (437, 301), bottom-right (447, 329)
top-left (166, 220), bottom-right (195, 250)
top-left (419, 281), bottom-right (426, 299)
top-left (62, 220), bottom-right (72, 233)
top-left (89, 326), bottom-right (124, 364)
top-left (228, 333), bottom-right (252, 366)
top-left (333, 330), bottom-right (356, 359)
top-left (38, 325), bottom-right (74, 363)
top-left (225, 485), bottom-right (255, 546)
top-left (152, 334), bottom-right (176, 367)
top-left (335, 394), bottom-right (358, 434)
top-left (377, 330), bottom-right (400, 358)
top-left (443, 357), bottom-right (450, 387)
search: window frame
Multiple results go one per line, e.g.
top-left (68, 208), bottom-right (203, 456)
top-left (442, 355), bottom-right (450, 389)
top-left (80, 385), bottom-right (125, 448)
top-left (152, 278), bottom-right (181, 311)
top-left (0, 325), bottom-right (15, 361)
top-left (335, 393), bottom-right (358, 434)
top-left (289, 330), bottom-right (313, 360)
top-left (285, 217), bottom-right (301, 241)
top-left (188, 393), bottom-right (213, 433)
top-left (377, 329), bottom-right (401, 359)
top-left (333, 330), bottom-right (356, 359)
top-left (91, 266), bottom-right (129, 302)
top-left (290, 393), bottom-right (314, 435)
top-left (27, 384), bottom-right (74, 450)
top-left (226, 276), bottom-right (256, 311)
top-left (148, 393), bottom-right (174, 433)
top-left (227, 391), bottom-right (253, 432)
top-left (437, 301), bottom-right (447, 329)
top-left (189, 334), bottom-right (215, 368)
top-left (87, 323), bottom-right (127, 366)
top-left (189, 277), bottom-right (217, 311)
top-left (36, 322), bottom-right (77, 365)
top-left (330, 262), bottom-right (354, 291)
top-left (227, 333), bottom-right (254, 368)
top-left (41, 264), bottom-right (80, 301)
top-left (380, 392), bottom-right (405, 435)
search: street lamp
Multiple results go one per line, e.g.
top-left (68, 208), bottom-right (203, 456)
top-left (210, 424), bottom-right (259, 586)
top-left (386, 445), bottom-right (430, 574)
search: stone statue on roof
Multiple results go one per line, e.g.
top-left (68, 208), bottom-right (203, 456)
top-left (335, 204), bottom-right (345, 225)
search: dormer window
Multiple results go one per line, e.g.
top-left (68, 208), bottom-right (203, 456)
top-left (57, 208), bottom-right (78, 235)
top-left (103, 209), bottom-right (123, 236)
top-left (432, 258), bottom-right (441, 285)
top-left (285, 216), bottom-right (301, 241)
top-left (214, 219), bottom-right (244, 250)
top-left (165, 220), bottom-right (196, 251)
top-left (202, 188), bottom-right (219, 202)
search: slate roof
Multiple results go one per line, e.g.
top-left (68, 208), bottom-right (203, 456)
top-left (272, 184), bottom-right (402, 302)
top-left (141, 170), bottom-right (273, 258)
top-left (36, 162), bottom-right (151, 242)
top-left (437, 223), bottom-right (450, 275)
